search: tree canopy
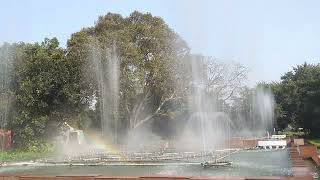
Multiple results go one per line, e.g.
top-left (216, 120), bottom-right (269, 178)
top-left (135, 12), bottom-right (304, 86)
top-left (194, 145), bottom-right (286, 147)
top-left (271, 63), bottom-right (320, 137)
top-left (1, 38), bottom-right (88, 148)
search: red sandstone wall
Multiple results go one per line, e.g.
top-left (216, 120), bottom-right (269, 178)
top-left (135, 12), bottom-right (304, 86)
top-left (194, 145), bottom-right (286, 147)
top-left (0, 130), bottom-right (12, 150)
top-left (243, 139), bottom-right (258, 148)
top-left (299, 145), bottom-right (317, 159)
top-left (230, 138), bottom-right (244, 148)
top-left (298, 144), bottom-right (320, 166)
top-left (230, 138), bottom-right (259, 149)
top-left (293, 139), bottom-right (304, 146)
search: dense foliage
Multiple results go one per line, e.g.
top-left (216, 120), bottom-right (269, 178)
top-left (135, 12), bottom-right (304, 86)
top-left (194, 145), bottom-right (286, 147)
top-left (0, 38), bottom-right (88, 149)
top-left (271, 63), bottom-right (320, 137)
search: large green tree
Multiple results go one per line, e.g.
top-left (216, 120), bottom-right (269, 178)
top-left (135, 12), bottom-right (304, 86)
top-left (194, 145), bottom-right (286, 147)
top-left (5, 38), bottom-right (88, 149)
top-left (66, 12), bottom-right (190, 139)
top-left (272, 63), bottom-right (320, 137)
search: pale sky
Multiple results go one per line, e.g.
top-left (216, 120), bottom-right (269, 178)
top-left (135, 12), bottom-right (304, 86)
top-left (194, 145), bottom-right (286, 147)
top-left (1, 0), bottom-right (320, 86)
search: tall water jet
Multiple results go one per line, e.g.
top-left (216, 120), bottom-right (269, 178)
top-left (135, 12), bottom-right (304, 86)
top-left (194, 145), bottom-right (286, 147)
top-left (0, 44), bottom-right (11, 131)
top-left (0, 44), bottom-right (11, 152)
top-left (252, 86), bottom-right (275, 137)
top-left (109, 45), bottom-right (120, 143)
top-left (181, 56), bottom-right (231, 152)
top-left (189, 56), bottom-right (208, 152)
top-left (91, 43), bottom-right (120, 144)
top-left (231, 86), bottom-right (275, 138)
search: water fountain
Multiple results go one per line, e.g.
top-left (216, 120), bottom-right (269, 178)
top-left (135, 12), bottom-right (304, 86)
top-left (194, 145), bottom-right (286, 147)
top-left (232, 86), bottom-right (276, 138)
top-left (0, 50), bottom-right (293, 178)
top-left (91, 42), bottom-right (120, 144)
top-left (252, 86), bottom-right (275, 137)
top-left (0, 41), bottom-right (293, 179)
top-left (179, 56), bottom-right (233, 166)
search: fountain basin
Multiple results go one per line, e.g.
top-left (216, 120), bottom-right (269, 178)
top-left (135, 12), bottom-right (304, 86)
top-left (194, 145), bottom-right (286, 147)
top-left (0, 150), bottom-right (292, 177)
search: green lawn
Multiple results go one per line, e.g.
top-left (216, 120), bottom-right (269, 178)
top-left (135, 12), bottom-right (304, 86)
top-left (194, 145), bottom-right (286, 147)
top-left (0, 151), bottom-right (53, 162)
top-left (306, 139), bottom-right (320, 148)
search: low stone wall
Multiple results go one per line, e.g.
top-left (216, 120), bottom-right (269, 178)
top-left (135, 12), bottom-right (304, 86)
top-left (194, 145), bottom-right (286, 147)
top-left (298, 144), bottom-right (320, 166)
top-left (230, 138), bottom-right (259, 149)
top-left (293, 139), bottom-right (304, 146)
top-left (299, 145), bottom-right (317, 159)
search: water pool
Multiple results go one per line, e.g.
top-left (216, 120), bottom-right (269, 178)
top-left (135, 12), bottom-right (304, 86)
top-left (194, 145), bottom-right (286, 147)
top-left (0, 149), bottom-right (292, 177)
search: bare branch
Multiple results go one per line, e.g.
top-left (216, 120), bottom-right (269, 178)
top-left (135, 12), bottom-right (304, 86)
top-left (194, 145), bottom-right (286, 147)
top-left (133, 91), bottom-right (177, 129)
top-left (202, 57), bottom-right (248, 102)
